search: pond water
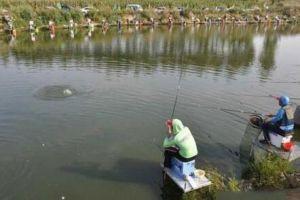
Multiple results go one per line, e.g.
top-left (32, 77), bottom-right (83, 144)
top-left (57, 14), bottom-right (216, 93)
top-left (0, 24), bottom-right (299, 199)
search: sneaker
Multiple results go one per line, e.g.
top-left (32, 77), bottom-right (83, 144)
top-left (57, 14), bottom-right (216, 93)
top-left (259, 139), bottom-right (270, 145)
top-left (259, 139), bottom-right (266, 143)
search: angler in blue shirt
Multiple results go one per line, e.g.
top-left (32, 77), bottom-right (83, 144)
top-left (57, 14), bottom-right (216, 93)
top-left (261, 96), bottom-right (294, 144)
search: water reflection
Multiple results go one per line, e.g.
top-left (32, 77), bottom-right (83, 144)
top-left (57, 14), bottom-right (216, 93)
top-left (259, 30), bottom-right (278, 78)
top-left (70, 29), bottom-right (75, 39)
top-left (0, 25), bottom-right (299, 80)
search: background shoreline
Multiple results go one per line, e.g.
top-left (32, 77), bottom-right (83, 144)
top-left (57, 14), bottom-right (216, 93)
top-left (1, 0), bottom-right (299, 31)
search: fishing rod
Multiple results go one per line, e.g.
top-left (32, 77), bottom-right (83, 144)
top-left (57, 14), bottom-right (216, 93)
top-left (170, 70), bottom-right (183, 119)
top-left (156, 57), bottom-right (184, 153)
top-left (269, 81), bottom-right (300, 84)
top-left (219, 108), bottom-right (259, 115)
top-left (228, 93), bottom-right (300, 101)
top-left (170, 56), bottom-right (184, 119)
top-left (202, 106), bottom-right (260, 115)
top-left (203, 107), bottom-right (268, 123)
top-left (266, 94), bottom-right (300, 105)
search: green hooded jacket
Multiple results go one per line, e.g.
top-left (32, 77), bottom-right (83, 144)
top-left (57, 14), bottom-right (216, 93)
top-left (163, 119), bottom-right (198, 158)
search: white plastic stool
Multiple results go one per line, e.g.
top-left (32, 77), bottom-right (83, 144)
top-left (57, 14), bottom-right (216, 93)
top-left (269, 132), bottom-right (293, 148)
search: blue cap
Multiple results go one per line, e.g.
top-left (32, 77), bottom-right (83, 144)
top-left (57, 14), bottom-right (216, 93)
top-left (279, 96), bottom-right (289, 106)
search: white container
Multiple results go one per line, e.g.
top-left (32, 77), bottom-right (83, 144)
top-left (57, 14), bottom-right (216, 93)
top-left (269, 132), bottom-right (292, 148)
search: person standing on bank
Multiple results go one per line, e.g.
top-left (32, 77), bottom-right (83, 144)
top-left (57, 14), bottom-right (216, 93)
top-left (163, 119), bottom-right (198, 168)
top-left (261, 95), bottom-right (294, 144)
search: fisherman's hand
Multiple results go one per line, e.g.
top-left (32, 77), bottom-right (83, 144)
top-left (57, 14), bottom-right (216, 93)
top-left (165, 119), bottom-right (172, 127)
top-left (165, 119), bottom-right (172, 135)
top-left (167, 127), bottom-right (172, 137)
top-left (264, 117), bottom-right (272, 123)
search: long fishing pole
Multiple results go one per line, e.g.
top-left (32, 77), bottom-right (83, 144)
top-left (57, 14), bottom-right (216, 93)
top-left (155, 57), bottom-right (184, 154)
top-left (202, 106), bottom-right (260, 115)
top-left (202, 107), bottom-right (266, 124)
top-left (170, 69), bottom-right (183, 119)
top-left (220, 108), bottom-right (259, 115)
top-left (228, 93), bottom-right (300, 101)
top-left (170, 56), bottom-right (184, 119)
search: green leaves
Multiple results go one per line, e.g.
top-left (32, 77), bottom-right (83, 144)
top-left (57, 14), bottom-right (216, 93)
top-left (244, 154), bottom-right (294, 189)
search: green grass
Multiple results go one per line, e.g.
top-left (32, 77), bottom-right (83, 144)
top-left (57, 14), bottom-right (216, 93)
top-left (1, 0), bottom-right (299, 28)
top-left (242, 154), bottom-right (295, 189)
top-left (0, 0), bottom-right (262, 9)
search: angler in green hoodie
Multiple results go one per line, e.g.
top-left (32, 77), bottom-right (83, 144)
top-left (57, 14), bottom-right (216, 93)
top-left (163, 119), bottom-right (198, 168)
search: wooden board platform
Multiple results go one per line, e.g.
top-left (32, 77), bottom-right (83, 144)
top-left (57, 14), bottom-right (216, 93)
top-left (161, 164), bottom-right (211, 193)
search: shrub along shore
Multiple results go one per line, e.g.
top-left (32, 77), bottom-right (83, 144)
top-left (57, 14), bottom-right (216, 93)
top-left (0, 0), bottom-right (300, 31)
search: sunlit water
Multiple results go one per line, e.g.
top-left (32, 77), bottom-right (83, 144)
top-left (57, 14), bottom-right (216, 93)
top-left (0, 25), bottom-right (300, 199)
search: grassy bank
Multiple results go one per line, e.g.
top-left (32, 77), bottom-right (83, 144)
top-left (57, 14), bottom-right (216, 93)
top-left (1, 0), bottom-right (299, 29)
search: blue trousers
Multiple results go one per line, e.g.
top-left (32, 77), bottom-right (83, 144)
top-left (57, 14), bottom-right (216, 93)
top-left (164, 147), bottom-right (196, 168)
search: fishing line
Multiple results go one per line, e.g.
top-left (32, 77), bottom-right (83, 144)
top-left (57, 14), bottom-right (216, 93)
top-left (221, 109), bottom-right (251, 122)
top-left (193, 130), bottom-right (240, 158)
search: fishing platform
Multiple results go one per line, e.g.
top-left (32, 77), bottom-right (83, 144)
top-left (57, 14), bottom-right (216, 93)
top-left (247, 115), bottom-right (300, 162)
top-left (161, 158), bottom-right (211, 193)
top-left (252, 134), bottom-right (300, 162)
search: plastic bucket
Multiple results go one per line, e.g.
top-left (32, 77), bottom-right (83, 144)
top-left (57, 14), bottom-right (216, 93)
top-left (282, 141), bottom-right (294, 152)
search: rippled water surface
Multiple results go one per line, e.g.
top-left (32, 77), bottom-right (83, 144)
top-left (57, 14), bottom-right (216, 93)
top-left (0, 25), bottom-right (300, 199)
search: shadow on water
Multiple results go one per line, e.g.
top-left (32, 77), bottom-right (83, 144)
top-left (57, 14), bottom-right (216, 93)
top-left (59, 157), bottom-right (209, 200)
top-left (60, 158), bottom-right (162, 191)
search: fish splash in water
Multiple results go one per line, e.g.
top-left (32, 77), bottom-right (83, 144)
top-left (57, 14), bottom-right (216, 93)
top-left (34, 85), bottom-right (77, 100)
